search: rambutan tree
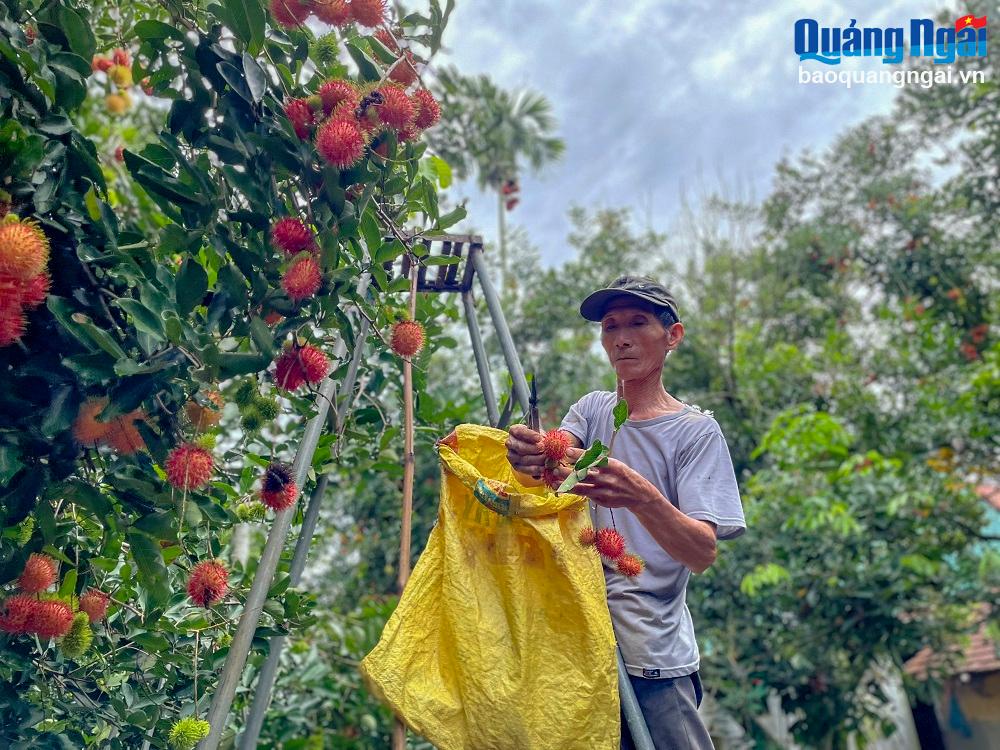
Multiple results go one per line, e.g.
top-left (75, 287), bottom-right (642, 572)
top-left (0, 0), bottom-right (466, 746)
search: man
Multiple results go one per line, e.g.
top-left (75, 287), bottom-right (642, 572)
top-left (506, 275), bottom-right (746, 749)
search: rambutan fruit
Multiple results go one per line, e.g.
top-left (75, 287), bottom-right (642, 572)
top-left (314, 0), bottom-right (351, 25)
top-left (91, 55), bottom-right (113, 73)
top-left (315, 117), bottom-right (365, 169)
top-left (105, 410), bottom-right (146, 455)
top-left (20, 272), bottom-right (50, 309)
top-left (270, 0), bottom-right (311, 28)
top-left (112, 47), bottom-right (130, 67)
top-left (0, 594), bottom-right (38, 634)
top-left (0, 216), bottom-right (50, 280)
top-left (264, 311), bottom-right (284, 326)
top-left (388, 51), bottom-right (418, 87)
top-left (616, 553), bottom-right (645, 578)
top-left (578, 526), bottom-right (597, 546)
top-left (109, 64), bottom-right (132, 88)
top-left (595, 528), bottom-right (626, 560)
top-left (168, 717), bottom-right (211, 750)
top-left (373, 27), bottom-right (400, 53)
top-left (540, 429), bottom-right (571, 461)
top-left (284, 98), bottom-right (316, 140)
top-left (233, 379), bottom-right (259, 407)
top-left (256, 397), bottom-right (280, 421)
top-left (241, 408), bottom-right (264, 434)
top-left (187, 560), bottom-right (229, 607)
top-left (105, 92), bottom-right (130, 114)
top-left (271, 217), bottom-right (315, 255)
top-left (273, 344), bottom-right (330, 391)
top-left (236, 500), bottom-right (267, 522)
top-left (18, 552), bottom-right (57, 593)
top-left (260, 462), bottom-right (298, 511)
top-left (0, 306), bottom-right (26, 346)
top-left (412, 88), bottom-right (440, 130)
top-left (164, 443), bottom-right (214, 490)
top-left (375, 85), bottom-right (415, 131)
top-left (318, 79), bottom-right (359, 116)
top-left (282, 256), bottom-right (322, 302)
top-left (350, 0), bottom-right (385, 27)
top-left (390, 319), bottom-right (425, 356)
top-left (58, 612), bottom-right (93, 658)
top-left (185, 390), bottom-right (224, 432)
top-left (72, 397), bottom-right (111, 446)
top-left (312, 33), bottom-right (340, 64)
top-left (78, 589), bottom-right (110, 623)
top-left (29, 599), bottom-right (74, 638)
top-left (542, 466), bottom-right (562, 489)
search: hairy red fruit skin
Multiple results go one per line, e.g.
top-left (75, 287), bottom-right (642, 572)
top-left (595, 528), bottom-right (626, 560)
top-left (187, 560), bottom-right (229, 608)
top-left (260, 463), bottom-right (299, 510)
top-left (30, 600), bottom-right (74, 638)
top-left (315, 118), bottom-right (365, 169)
top-left (270, 0), bottom-right (311, 27)
top-left (164, 443), bottom-right (214, 490)
top-left (79, 589), bottom-right (110, 623)
top-left (314, 0), bottom-right (351, 25)
top-left (0, 594), bottom-right (38, 634)
top-left (318, 79), bottom-right (359, 116)
top-left (350, 0), bottom-right (386, 27)
top-left (412, 88), bottom-right (440, 130)
top-left (578, 527), bottom-right (597, 546)
top-left (282, 256), bottom-right (322, 301)
top-left (19, 553), bottom-right (57, 594)
top-left (616, 553), bottom-right (645, 578)
top-left (540, 429), bottom-right (571, 461)
top-left (375, 85), bottom-right (416, 131)
top-left (284, 98), bottom-right (316, 140)
top-left (390, 319), bottom-right (425, 356)
top-left (271, 217), bottom-right (315, 255)
top-left (274, 345), bottom-right (330, 391)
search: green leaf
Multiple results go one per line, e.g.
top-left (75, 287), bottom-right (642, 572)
top-left (62, 480), bottom-right (113, 519)
top-left (132, 19), bottom-right (186, 41)
top-left (58, 569), bottom-right (77, 599)
top-left (345, 39), bottom-right (381, 82)
top-left (435, 205), bottom-right (466, 231)
top-left (218, 352), bottom-right (271, 378)
top-left (223, 0), bottom-right (265, 52)
top-left (613, 399), bottom-right (629, 430)
top-left (113, 298), bottom-right (166, 341)
top-left (249, 316), bottom-right (276, 356)
top-left (127, 530), bottom-right (171, 607)
top-left (56, 6), bottom-right (96, 59)
top-left (217, 61), bottom-right (253, 103)
top-left (176, 258), bottom-right (209, 315)
top-left (242, 53), bottom-right (266, 103)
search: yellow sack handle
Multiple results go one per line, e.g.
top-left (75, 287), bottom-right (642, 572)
top-left (437, 423), bottom-right (585, 518)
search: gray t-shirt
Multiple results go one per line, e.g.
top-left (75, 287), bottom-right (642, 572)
top-left (559, 390), bottom-right (746, 679)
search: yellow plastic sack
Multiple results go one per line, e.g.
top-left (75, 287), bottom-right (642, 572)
top-left (360, 423), bottom-right (620, 749)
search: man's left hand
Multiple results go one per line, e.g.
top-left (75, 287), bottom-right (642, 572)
top-left (559, 446), bottom-right (658, 510)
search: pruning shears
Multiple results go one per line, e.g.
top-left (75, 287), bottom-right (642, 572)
top-left (527, 375), bottom-right (540, 433)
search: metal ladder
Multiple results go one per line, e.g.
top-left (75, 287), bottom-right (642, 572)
top-left (220, 236), bottom-right (653, 749)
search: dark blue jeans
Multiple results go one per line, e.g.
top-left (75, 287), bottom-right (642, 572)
top-left (620, 671), bottom-right (715, 749)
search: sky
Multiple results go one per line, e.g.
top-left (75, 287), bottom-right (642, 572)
top-left (433, 0), bottom-right (948, 268)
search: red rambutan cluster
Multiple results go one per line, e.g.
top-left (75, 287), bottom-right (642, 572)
top-left (18, 553), bottom-right (57, 593)
top-left (187, 560), bottom-right (229, 607)
top-left (78, 589), bottom-right (110, 623)
top-left (271, 217), bottom-right (316, 255)
top-left (390, 319), bottom-right (425, 357)
top-left (0, 216), bottom-right (51, 347)
top-left (164, 443), bottom-right (215, 490)
top-left (586, 526), bottom-right (644, 578)
top-left (71, 397), bottom-right (147, 454)
top-left (274, 344), bottom-right (330, 391)
top-left (260, 462), bottom-right (298, 511)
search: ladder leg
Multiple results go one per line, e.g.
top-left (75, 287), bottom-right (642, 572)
top-left (469, 246), bottom-right (531, 414)
top-left (462, 289), bottom-right (500, 426)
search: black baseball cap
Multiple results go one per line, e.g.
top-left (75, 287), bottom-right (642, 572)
top-left (579, 275), bottom-right (680, 322)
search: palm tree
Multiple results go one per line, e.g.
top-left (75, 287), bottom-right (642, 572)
top-left (428, 66), bottom-right (565, 291)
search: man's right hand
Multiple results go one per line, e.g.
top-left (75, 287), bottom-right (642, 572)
top-left (505, 424), bottom-right (546, 486)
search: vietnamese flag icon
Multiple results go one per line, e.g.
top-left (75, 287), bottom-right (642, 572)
top-left (954, 14), bottom-right (987, 32)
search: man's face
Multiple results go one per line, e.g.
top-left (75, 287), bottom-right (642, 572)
top-left (599, 299), bottom-right (682, 381)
